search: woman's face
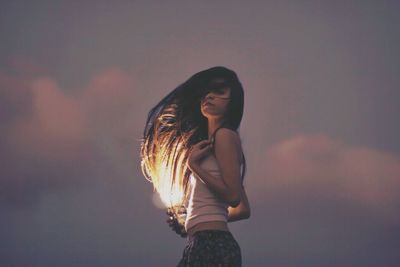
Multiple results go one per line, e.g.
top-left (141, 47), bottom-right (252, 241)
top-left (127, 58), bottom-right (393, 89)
top-left (200, 85), bottom-right (231, 120)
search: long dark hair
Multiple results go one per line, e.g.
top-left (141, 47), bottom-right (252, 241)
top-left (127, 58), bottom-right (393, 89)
top-left (140, 66), bottom-right (246, 209)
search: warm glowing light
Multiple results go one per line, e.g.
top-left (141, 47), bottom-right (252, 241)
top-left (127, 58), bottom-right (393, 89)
top-left (153, 144), bottom-right (186, 208)
top-left (140, 102), bottom-right (195, 224)
top-left (140, 126), bottom-right (191, 211)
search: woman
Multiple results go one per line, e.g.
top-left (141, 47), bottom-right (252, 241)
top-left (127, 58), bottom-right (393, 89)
top-left (140, 66), bottom-right (250, 266)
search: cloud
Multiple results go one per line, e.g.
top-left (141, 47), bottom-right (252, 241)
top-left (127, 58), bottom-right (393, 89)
top-left (9, 77), bottom-right (88, 159)
top-left (0, 64), bottom-right (139, 209)
top-left (253, 133), bottom-right (400, 224)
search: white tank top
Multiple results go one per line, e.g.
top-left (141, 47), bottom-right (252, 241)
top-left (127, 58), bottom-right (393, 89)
top-left (184, 151), bottom-right (243, 232)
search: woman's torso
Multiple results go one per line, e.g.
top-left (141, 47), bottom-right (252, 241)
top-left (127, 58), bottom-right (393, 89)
top-left (186, 137), bottom-right (243, 241)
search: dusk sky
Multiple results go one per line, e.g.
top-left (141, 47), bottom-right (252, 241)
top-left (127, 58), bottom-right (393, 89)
top-left (1, 1), bottom-right (400, 266)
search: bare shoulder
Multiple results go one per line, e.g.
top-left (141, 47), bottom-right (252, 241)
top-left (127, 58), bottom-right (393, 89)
top-left (214, 128), bottom-right (241, 144)
top-left (214, 128), bottom-right (243, 160)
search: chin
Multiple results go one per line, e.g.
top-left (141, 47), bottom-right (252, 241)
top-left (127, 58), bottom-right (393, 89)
top-left (202, 111), bottom-right (217, 118)
top-left (202, 108), bottom-right (224, 119)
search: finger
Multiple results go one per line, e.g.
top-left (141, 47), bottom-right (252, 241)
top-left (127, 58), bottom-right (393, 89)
top-left (202, 140), bottom-right (212, 145)
top-left (178, 208), bottom-right (186, 214)
top-left (196, 140), bottom-right (211, 147)
top-left (199, 140), bottom-right (212, 148)
top-left (199, 143), bottom-right (213, 151)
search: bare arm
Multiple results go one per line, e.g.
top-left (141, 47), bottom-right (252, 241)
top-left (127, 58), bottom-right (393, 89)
top-left (188, 128), bottom-right (243, 207)
top-left (228, 185), bottom-right (251, 222)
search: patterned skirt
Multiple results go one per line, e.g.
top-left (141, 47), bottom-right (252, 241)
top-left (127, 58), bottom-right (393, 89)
top-left (176, 229), bottom-right (242, 267)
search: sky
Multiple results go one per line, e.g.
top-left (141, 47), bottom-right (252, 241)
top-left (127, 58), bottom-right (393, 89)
top-left (1, 1), bottom-right (400, 266)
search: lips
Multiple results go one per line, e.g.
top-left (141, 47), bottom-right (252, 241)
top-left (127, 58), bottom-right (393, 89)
top-left (203, 101), bottom-right (214, 107)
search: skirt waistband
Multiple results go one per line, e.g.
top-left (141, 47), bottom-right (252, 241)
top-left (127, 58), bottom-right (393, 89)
top-left (187, 229), bottom-right (232, 242)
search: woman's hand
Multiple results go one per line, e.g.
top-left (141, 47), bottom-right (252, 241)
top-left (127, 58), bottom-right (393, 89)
top-left (166, 208), bottom-right (187, 238)
top-left (187, 139), bottom-right (213, 170)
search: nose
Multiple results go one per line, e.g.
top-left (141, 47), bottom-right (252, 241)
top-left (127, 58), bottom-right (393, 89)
top-left (201, 95), bottom-right (213, 106)
top-left (202, 94), bottom-right (215, 101)
top-left (204, 95), bottom-right (212, 101)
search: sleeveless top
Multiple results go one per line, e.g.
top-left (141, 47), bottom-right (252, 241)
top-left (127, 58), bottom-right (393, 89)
top-left (184, 127), bottom-right (244, 232)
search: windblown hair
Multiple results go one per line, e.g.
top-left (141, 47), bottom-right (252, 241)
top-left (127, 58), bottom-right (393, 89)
top-left (140, 66), bottom-right (246, 209)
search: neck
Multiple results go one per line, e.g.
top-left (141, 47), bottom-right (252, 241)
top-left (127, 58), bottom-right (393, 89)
top-left (207, 118), bottom-right (226, 140)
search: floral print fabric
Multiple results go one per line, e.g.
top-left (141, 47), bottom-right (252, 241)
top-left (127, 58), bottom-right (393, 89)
top-left (177, 230), bottom-right (242, 267)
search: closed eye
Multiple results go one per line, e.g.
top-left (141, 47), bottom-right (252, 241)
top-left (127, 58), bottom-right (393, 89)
top-left (211, 88), bottom-right (225, 94)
